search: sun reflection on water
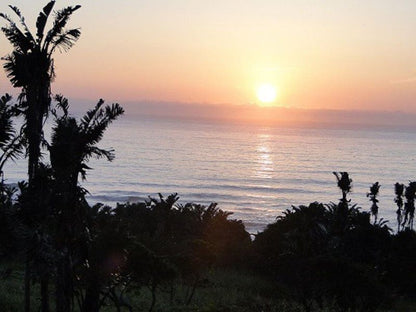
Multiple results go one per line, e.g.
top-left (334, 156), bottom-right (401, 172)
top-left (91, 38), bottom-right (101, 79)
top-left (254, 133), bottom-right (274, 179)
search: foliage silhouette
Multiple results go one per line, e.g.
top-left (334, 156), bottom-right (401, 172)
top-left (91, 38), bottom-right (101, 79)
top-left (395, 183), bottom-right (405, 232)
top-left (367, 182), bottom-right (380, 223)
top-left (253, 174), bottom-right (393, 312)
top-left (0, 93), bottom-right (22, 257)
top-left (1, 1), bottom-right (81, 183)
top-left (386, 229), bottom-right (416, 297)
top-left (0, 94), bottom-right (23, 175)
top-left (2, 4), bottom-right (416, 310)
top-left (333, 171), bottom-right (352, 203)
top-left (49, 96), bottom-right (123, 312)
top-left (68, 193), bottom-right (250, 311)
top-left (0, 94), bottom-right (22, 257)
top-left (1, 3), bottom-right (81, 311)
top-left (403, 182), bottom-right (416, 230)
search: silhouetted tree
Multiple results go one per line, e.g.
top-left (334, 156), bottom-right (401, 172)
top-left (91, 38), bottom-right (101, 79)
top-left (1, 1), bottom-right (81, 183)
top-left (333, 172), bottom-right (352, 204)
top-left (331, 172), bottom-right (355, 235)
top-left (403, 182), bottom-right (416, 230)
top-left (367, 182), bottom-right (380, 224)
top-left (1, 3), bottom-right (81, 311)
top-left (394, 183), bottom-right (405, 232)
top-left (0, 94), bottom-right (23, 258)
top-left (14, 164), bottom-right (56, 312)
top-left (49, 96), bottom-right (123, 312)
top-left (253, 173), bottom-right (394, 311)
top-left (0, 94), bottom-right (23, 176)
top-left (388, 229), bottom-right (416, 297)
top-left (76, 204), bottom-right (131, 312)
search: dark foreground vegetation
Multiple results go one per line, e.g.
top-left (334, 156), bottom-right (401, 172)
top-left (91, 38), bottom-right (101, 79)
top-left (3, 175), bottom-right (416, 312)
top-left (2, 2), bottom-right (416, 312)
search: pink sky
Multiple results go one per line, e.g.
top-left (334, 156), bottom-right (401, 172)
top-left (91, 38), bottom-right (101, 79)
top-left (1, 1), bottom-right (416, 118)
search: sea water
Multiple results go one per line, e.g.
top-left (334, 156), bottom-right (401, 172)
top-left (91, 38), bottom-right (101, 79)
top-left (4, 116), bottom-right (416, 233)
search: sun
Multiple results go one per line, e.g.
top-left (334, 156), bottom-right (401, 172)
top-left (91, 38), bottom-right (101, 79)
top-left (256, 84), bottom-right (278, 105)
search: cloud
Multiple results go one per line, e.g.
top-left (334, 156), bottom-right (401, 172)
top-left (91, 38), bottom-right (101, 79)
top-left (119, 101), bottom-right (416, 131)
top-left (255, 66), bottom-right (298, 73)
top-left (390, 73), bottom-right (416, 84)
top-left (390, 77), bottom-right (416, 84)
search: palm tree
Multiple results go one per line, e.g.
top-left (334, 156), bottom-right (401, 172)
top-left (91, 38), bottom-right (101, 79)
top-left (403, 182), bottom-right (416, 230)
top-left (367, 182), bottom-right (380, 224)
top-left (1, 4), bottom-right (80, 311)
top-left (50, 96), bottom-right (124, 312)
top-left (1, 1), bottom-right (81, 183)
top-left (333, 172), bottom-right (352, 204)
top-left (50, 95), bottom-right (124, 192)
top-left (0, 93), bottom-right (23, 261)
top-left (394, 183), bottom-right (405, 232)
top-left (0, 94), bottom-right (23, 177)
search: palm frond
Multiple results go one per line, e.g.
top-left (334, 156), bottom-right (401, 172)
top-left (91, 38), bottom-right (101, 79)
top-left (105, 103), bottom-right (125, 120)
top-left (50, 28), bottom-right (81, 54)
top-left (36, 1), bottom-right (55, 43)
top-left (8, 5), bottom-right (35, 44)
top-left (50, 98), bottom-right (123, 183)
top-left (0, 133), bottom-right (24, 173)
top-left (80, 99), bottom-right (105, 130)
top-left (0, 94), bottom-right (16, 147)
top-left (2, 53), bottom-right (20, 87)
top-left (82, 103), bottom-right (123, 146)
top-left (0, 94), bottom-right (12, 105)
top-left (84, 146), bottom-right (114, 162)
top-left (0, 15), bottom-right (33, 52)
top-left (43, 4), bottom-right (81, 51)
top-left (53, 94), bottom-right (69, 117)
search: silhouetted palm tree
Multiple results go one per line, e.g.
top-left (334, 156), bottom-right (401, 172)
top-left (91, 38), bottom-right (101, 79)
top-left (403, 182), bottom-right (416, 230)
top-left (50, 96), bottom-right (123, 187)
top-left (394, 183), bottom-right (405, 232)
top-left (1, 1), bottom-right (81, 183)
top-left (367, 182), bottom-right (380, 224)
top-left (1, 5), bottom-right (80, 310)
top-left (333, 172), bottom-right (352, 203)
top-left (0, 94), bottom-right (23, 177)
top-left (50, 96), bottom-right (123, 312)
top-left (15, 164), bottom-right (55, 312)
top-left (0, 94), bottom-right (23, 263)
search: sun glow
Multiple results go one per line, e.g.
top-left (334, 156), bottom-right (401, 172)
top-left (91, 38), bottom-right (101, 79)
top-left (256, 84), bottom-right (278, 105)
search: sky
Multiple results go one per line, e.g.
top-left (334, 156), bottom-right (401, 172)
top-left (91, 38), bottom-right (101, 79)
top-left (1, 0), bottom-right (416, 123)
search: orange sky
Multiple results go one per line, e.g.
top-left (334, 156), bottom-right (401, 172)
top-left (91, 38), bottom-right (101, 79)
top-left (1, 1), bottom-right (416, 114)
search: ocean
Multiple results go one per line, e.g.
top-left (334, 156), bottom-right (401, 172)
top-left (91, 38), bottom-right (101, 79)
top-left (4, 116), bottom-right (416, 233)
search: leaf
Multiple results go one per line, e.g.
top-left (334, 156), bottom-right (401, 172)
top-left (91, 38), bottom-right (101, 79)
top-left (8, 5), bottom-right (35, 43)
top-left (50, 28), bottom-right (81, 53)
top-left (44, 4), bottom-right (81, 51)
top-left (36, 1), bottom-right (55, 43)
top-left (0, 19), bottom-right (33, 52)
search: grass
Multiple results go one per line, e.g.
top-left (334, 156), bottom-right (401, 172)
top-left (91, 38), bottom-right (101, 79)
top-left (99, 268), bottom-right (296, 312)
top-left (0, 259), bottom-right (42, 312)
top-left (1, 260), bottom-right (416, 312)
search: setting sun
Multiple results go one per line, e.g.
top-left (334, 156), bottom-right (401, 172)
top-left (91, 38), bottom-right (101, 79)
top-left (256, 84), bottom-right (278, 105)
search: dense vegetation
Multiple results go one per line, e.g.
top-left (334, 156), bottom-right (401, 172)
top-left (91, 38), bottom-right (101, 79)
top-left (3, 167), bottom-right (416, 311)
top-left (1, 2), bottom-right (416, 312)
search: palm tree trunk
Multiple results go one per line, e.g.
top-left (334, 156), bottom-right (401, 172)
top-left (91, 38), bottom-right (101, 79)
top-left (24, 82), bottom-right (50, 311)
top-left (56, 253), bottom-right (71, 312)
top-left (26, 87), bottom-right (42, 183)
top-left (56, 187), bottom-right (78, 312)
top-left (186, 277), bottom-right (199, 305)
top-left (56, 257), bottom-right (65, 312)
top-left (82, 271), bottom-right (100, 312)
top-left (149, 283), bottom-right (157, 312)
top-left (23, 88), bottom-right (40, 312)
top-left (24, 257), bottom-right (31, 312)
top-left (41, 275), bottom-right (50, 312)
